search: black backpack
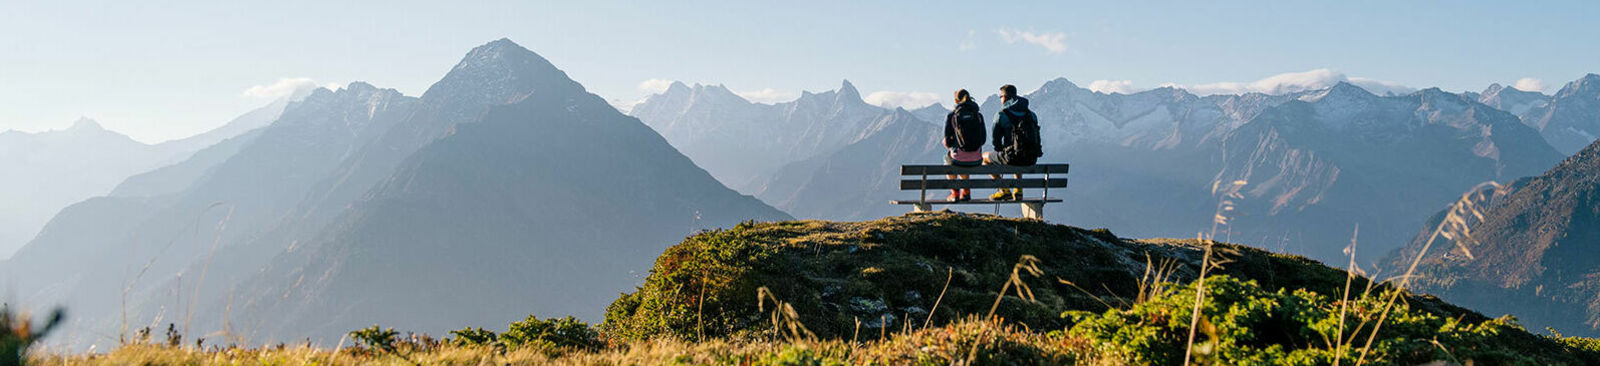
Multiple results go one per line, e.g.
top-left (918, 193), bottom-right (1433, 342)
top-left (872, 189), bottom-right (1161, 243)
top-left (1008, 111), bottom-right (1043, 159)
top-left (951, 107), bottom-right (985, 151)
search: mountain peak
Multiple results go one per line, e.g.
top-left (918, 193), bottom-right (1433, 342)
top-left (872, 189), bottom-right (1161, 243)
top-left (1306, 81), bottom-right (1375, 102)
top-left (69, 117), bottom-right (104, 131)
top-left (667, 81), bottom-right (691, 94)
top-left (450, 38), bottom-right (555, 74)
top-left (1042, 77), bottom-right (1079, 91)
top-left (1483, 83), bottom-right (1506, 95)
top-left (838, 79), bottom-right (861, 101)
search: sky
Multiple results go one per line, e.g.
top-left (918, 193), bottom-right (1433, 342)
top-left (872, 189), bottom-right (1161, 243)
top-left (2, 0), bottom-right (1597, 143)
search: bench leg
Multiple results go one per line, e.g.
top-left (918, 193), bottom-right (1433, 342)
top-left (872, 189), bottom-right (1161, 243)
top-left (912, 203), bottom-right (932, 213)
top-left (1021, 203), bottom-right (1044, 220)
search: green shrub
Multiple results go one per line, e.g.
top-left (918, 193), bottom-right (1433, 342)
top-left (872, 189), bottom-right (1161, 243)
top-left (447, 327), bottom-right (499, 347)
top-left (1064, 275), bottom-right (1589, 365)
top-left (502, 315), bottom-right (603, 351)
top-left (348, 325), bottom-right (399, 352)
top-left (2, 305), bottom-right (63, 366)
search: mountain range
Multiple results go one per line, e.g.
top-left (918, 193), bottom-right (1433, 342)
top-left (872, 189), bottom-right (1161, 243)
top-left (0, 92), bottom-right (298, 259)
top-left (1, 39), bottom-right (786, 347)
top-left (635, 76), bottom-right (1581, 267)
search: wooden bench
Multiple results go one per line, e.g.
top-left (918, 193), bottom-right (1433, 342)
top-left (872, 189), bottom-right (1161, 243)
top-left (890, 164), bottom-right (1069, 220)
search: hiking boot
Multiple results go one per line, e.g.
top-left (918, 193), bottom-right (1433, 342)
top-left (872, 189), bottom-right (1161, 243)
top-left (959, 189), bottom-right (972, 202)
top-left (989, 189), bottom-right (1013, 201)
top-left (947, 190), bottom-right (961, 202)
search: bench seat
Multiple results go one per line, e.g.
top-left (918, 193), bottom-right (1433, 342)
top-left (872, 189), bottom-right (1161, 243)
top-left (893, 163), bottom-right (1069, 220)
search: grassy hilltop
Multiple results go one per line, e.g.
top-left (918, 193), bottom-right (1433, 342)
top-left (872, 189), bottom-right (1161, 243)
top-left (21, 212), bottom-right (1600, 365)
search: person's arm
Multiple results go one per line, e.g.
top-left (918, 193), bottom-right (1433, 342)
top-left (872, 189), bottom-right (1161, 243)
top-left (992, 114), bottom-right (1008, 150)
top-left (943, 112), bottom-right (956, 148)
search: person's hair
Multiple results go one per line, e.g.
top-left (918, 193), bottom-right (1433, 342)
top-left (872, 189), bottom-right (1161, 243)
top-left (1000, 84), bottom-right (1018, 98)
top-left (954, 89), bottom-right (971, 104)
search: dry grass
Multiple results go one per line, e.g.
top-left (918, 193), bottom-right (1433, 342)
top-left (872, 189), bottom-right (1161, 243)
top-left (31, 319), bottom-right (1098, 366)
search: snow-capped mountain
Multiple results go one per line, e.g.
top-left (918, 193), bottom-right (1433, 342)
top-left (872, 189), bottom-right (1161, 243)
top-left (1517, 74), bottom-right (1600, 155)
top-left (639, 77), bottom-right (1565, 267)
top-left (1216, 83), bottom-right (1561, 263)
top-left (1469, 83), bottom-right (1551, 117)
top-left (630, 80), bottom-right (888, 190)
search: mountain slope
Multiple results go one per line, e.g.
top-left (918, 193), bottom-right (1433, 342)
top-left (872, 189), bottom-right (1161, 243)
top-left (225, 68), bottom-right (787, 344)
top-left (1387, 138), bottom-right (1600, 336)
top-left (1214, 84), bottom-right (1563, 263)
top-left (194, 39), bottom-right (790, 344)
top-left (750, 109), bottom-right (943, 220)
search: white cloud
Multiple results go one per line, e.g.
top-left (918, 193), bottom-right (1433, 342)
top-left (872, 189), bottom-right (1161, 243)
top-left (1176, 69), bottom-right (1414, 96)
top-left (995, 28), bottom-right (1066, 54)
top-left (1087, 80), bottom-right (1138, 94)
top-left (242, 77), bottom-right (336, 99)
top-left (734, 88), bottom-right (798, 104)
top-left (607, 98), bottom-right (645, 113)
top-left (865, 91), bottom-right (942, 109)
top-left (1512, 77), bottom-right (1546, 92)
top-left (637, 78), bottom-right (676, 94)
top-left (958, 30), bottom-right (978, 52)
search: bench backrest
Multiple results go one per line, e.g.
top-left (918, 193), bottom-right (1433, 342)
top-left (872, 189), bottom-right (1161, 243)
top-left (898, 164), bottom-right (1069, 190)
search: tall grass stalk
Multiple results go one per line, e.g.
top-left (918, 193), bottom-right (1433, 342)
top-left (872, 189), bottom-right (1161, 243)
top-left (923, 267), bottom-right (953, 330)
top-left (1355, 181), bottom-right (1499, 365)
top-left (1333, 224), bottom-right (1358, 366)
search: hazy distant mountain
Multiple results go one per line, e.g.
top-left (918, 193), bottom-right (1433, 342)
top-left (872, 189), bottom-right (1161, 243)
top-left (0, 119), bottom-right (171, 257)
top-left (750, 109), bottom-right (944, 220)
top-left (908, 103), bottom-right (949, 125)
top-left (1386, 138), bottom-right (1600, 336)
top-left (1516, 74), bottom-right (1600, 155)
top-left (2, 83), bottom-right (418, 347)
top-left (630, 80), bottom-right (886, 190)
top-left (0, 92), bottom-right (301, 258)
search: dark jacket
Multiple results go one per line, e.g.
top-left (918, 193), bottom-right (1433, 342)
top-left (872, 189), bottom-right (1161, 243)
top-left (944, 100), bottom-right (986, 152)
top-left (992, 96), bottom-right (1032, 151)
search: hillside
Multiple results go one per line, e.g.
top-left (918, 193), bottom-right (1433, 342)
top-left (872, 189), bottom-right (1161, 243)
top-left (28, 212), bottom-right (1600, 365)
top-left (601, 212), bottom-right (1597, 364)
top-left (1388, 137), bottom-right (1600, 337)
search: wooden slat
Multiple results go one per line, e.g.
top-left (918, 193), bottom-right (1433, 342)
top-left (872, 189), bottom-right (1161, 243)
top-left (899, 178), bottom-right (1068, 190)
top-left (890, 198), bottom-right (1063, 205)
top-left (901, 164), bottom-right (1070, 176)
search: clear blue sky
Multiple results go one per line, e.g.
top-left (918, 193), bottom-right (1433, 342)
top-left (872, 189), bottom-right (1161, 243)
top-left (3, 0), bottom-right (1596, 143)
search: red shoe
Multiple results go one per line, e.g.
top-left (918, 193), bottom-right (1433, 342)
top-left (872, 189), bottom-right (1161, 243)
top-left (959, 189), bottom-right (972, 202)
top-left (947, 190), bottom-right (960, 201)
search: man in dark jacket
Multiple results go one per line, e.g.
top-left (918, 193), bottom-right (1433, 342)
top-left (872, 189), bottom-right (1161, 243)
top-left (985, 84), bottom-right (1039, 201)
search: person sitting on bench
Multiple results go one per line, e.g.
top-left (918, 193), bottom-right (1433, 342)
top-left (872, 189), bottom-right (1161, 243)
top-left (984, 84), bottom-right (1043, 201)
top-left (943, 89), bottom-right (985, 201)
